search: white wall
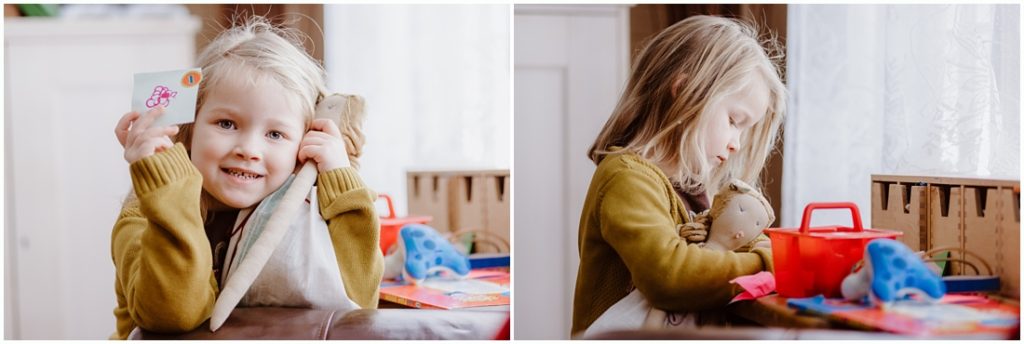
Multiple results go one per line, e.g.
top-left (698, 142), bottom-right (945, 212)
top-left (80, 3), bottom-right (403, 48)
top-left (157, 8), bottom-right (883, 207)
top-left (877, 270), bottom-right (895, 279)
top-left (323, 5), bottom-right (511, 217)
top-left (4, 17), bottom-right (199, 339)
top-left (513, 5), bottom-right (630, 339)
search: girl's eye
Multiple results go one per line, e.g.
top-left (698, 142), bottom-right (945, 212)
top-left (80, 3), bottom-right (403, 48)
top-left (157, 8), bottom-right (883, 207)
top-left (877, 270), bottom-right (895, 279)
top-left (267, 131), bottom-right (283, 140)
top-left (217, 120), bottom-right (236, 130)
top-left (728, 116), bottom-right (737, 127)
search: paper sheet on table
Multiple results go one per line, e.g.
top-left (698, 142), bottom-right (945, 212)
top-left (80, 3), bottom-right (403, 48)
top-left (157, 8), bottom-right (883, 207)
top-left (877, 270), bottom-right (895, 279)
top-left (730, 271), bottom-right (776, 303)
top-left (421, 277), bottom-right (510, 294)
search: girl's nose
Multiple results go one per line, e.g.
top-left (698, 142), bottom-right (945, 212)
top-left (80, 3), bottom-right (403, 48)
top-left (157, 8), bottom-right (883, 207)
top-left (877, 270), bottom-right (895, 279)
top-left (233, 139), bottom-right (261, 161)
top-left (728, 136), bottom-right (740, 153)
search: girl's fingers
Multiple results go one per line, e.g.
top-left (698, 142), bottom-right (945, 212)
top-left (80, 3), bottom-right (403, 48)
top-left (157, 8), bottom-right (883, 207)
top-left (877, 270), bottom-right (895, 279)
top-left (115, 111), bottom-right (141, 147)
top-left (141, 126), bottom-right (173, 143)
top-left (128, 140), bottom-right (158, 164)
top-left (309, 119), bottom-right (342, 138)
top-left (165, 125), bottom-right (180, 139)
top-left (127, 123), bottom-right (177, 159)
top-left (153, 136), bottom-right (174, 153)
top-left (126, 107), bottom-right (163, 146)
top-left (297, 144), bottom-right (321, 164)
top-left (300, 135), bottom-right (329, 148)
top-left (131, 106), bottom-right (166, 135)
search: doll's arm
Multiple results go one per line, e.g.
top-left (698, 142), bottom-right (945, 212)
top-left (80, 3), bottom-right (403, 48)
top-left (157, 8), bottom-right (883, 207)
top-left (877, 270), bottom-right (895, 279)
top-left (678, 210), bottom-right (710, 244)
top-left (736, 233), bottom-right (772, 252)
top-left (110, 143), bottom-right (217, 336)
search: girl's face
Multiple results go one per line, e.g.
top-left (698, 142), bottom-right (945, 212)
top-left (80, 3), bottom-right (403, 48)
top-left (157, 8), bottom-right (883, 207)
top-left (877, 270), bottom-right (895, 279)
top-left (191, 75), bottom-right (307, 210)
top-left (702, 75), bottom-right (770, 167)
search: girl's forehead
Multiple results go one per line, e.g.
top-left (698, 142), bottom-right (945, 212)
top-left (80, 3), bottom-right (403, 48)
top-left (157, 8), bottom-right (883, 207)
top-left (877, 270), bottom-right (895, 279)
top-left (202, 75), bottom-right (307, 125)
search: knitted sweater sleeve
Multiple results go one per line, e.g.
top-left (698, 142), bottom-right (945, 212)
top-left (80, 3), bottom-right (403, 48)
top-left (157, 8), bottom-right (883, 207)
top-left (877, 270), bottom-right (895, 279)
top-left (598, 167), bottom-right (774, 312)
top-left (316, 167), bottom-right (385, 309)
top-left (110, 143), bottom-right (217, 338)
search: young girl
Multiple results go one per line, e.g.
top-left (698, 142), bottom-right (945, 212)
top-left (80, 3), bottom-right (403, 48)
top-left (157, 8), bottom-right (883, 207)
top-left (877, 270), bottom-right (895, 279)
top-left (573, 15), bottom-right (786, 334)
top-left (110, 17), bottom-right (383, 339)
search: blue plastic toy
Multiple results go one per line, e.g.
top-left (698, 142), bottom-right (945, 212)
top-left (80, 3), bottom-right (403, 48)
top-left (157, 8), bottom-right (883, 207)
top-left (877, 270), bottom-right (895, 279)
top-left (841, 238), bottom-right (946, 307)
top-left (383, 223), bottom-right (471, 285)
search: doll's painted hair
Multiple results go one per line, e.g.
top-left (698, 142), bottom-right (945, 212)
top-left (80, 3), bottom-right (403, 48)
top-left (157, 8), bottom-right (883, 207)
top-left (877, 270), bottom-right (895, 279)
top-left (588, 15), bottom-right (786, 194)
top-left (175, 15), bottom-right (327, 151)
top-left (709, 179), bottom-right (775, 224)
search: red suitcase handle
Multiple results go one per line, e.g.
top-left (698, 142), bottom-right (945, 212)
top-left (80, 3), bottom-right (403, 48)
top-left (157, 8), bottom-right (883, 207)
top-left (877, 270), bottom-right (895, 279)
top-left (798, 202), bottom-right (864, 234)
top-left (378, 194), bottom-right (397, 219)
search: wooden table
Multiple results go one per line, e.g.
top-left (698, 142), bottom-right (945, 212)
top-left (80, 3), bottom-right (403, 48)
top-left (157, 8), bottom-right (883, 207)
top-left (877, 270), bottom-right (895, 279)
top-left (727, 295), bottom-right (833, 329)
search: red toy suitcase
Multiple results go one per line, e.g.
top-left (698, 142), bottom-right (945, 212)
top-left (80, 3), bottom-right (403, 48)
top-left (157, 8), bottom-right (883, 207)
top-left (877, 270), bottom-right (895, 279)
top-left (765, 202), bottom-right (902, 298)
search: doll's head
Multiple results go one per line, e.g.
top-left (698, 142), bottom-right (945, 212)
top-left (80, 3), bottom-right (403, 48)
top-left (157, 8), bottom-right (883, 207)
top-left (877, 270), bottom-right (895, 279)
top-left (702, 179), bottom-right (775, 251)
top-left (175, 16), bottom-right (328, 211)
top-left (588, 15), bottom-right (787, 194)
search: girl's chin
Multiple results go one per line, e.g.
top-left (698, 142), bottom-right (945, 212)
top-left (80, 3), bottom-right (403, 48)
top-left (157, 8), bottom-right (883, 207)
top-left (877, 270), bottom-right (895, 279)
top-left (205, 192), bottom-right (262, 211)
top-left (220, 197), bottom-right (261, 210)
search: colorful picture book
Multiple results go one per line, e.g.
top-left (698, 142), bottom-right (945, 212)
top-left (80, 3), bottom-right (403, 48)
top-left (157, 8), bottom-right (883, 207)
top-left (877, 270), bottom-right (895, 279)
top-left (782, 294), bottom-right (1019, 338)
top-left (380, 269), bottom-right (510, 310)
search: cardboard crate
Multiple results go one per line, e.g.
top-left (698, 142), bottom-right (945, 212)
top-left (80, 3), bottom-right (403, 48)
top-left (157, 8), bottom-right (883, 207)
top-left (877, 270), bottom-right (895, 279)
top-left (407, 172), bottom-right (454, 232)
top-left (407, 169), bottom-right (511, 253)
top-left (450, 173), bottom-right (488, 235)
top-left (871, 175), bottom-right (1019, 299)
top-left (483, 173), bottom-right (511, 253)
top-left (964, 186), bottom-right (1020, 298)
top-left (929, 185), bottom-right (964, 274)
top-left (871, 181), bottom-right (928, 251)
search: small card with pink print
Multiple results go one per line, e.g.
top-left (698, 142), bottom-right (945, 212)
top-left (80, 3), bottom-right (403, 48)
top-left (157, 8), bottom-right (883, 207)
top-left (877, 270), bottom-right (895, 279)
top-left (131, 68), bottom-right (202, 128)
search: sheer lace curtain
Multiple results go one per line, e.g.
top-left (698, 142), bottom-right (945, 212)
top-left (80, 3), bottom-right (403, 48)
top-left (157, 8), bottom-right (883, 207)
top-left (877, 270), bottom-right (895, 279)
top-left (323, 5), bottom-right (510, 215)
top-left (783, 4), bottom-right (1020, 227)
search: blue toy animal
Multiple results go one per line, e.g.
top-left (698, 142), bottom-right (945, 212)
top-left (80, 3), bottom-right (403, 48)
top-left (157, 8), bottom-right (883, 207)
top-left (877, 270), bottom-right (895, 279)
top-left (841, 238), bottom-right (946, 307)
top-left (382, 223), bottom-right (471, 284)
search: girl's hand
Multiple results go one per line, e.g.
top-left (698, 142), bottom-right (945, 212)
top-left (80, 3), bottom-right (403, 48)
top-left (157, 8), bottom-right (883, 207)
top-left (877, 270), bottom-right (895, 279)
top-left (298, 119), bottom-right (351, 173)
top-left (114, 107), bottom-right (179, 164)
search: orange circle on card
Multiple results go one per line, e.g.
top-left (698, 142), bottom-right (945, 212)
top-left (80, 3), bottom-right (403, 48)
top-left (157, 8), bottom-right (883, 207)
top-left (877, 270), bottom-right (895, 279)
top-left (181, 71), bottom-right (202, 88)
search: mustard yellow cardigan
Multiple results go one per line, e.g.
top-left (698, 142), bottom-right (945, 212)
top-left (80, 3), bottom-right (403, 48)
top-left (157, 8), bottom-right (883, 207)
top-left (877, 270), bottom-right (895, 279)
top-left (110, 143), bottom-right (383, 339)
top-left (571, 150), bottom-right (774, 335)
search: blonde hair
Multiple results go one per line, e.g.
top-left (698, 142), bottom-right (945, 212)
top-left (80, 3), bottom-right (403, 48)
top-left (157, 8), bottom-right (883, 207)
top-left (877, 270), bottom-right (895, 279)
top-left (588, 15), bottom-right (786, 195)
top-left (176, 15), bottom-right (327, 151)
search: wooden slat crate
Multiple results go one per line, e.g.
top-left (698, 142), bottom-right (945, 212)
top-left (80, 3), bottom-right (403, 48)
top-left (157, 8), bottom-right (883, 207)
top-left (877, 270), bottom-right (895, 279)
top-left (871, 175), bottom-right (1020, 299)
top-left (407, 169), bottom-right (511, 253)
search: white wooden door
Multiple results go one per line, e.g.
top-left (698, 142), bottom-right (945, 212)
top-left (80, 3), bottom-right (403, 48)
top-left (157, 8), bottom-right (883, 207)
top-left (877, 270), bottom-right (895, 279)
top-left (4, 17), bottom-right (199, 339)
top-left (513, 5), bottom-right (629, 339)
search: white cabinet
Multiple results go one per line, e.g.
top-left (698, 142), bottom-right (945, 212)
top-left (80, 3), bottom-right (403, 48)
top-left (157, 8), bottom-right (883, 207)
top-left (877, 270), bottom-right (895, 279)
top-left (4, 17), bottom-right (200, 339)
top-left (513, 5), bottom-right (630, 340)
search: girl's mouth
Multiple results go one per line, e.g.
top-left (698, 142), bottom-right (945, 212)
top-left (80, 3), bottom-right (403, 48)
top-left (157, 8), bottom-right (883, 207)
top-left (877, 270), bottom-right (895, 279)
top-left (222, 167), bottom-right (264, 183)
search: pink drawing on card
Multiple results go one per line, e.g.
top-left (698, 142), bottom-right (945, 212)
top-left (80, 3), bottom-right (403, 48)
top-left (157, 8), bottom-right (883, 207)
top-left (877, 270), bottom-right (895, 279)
top-left (146, 85), bottom-right (178, 108)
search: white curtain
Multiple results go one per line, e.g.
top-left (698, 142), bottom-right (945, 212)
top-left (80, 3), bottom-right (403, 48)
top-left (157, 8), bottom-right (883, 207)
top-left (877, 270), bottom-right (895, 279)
top-left (324, 5), bottom-right (510, 216)
top-left (784, 4), bottom-right (1019, 227)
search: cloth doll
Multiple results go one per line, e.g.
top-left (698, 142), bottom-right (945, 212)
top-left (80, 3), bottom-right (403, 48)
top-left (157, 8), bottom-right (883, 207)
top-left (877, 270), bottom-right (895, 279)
top-left (681, 179), bottom-right (775, 251)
